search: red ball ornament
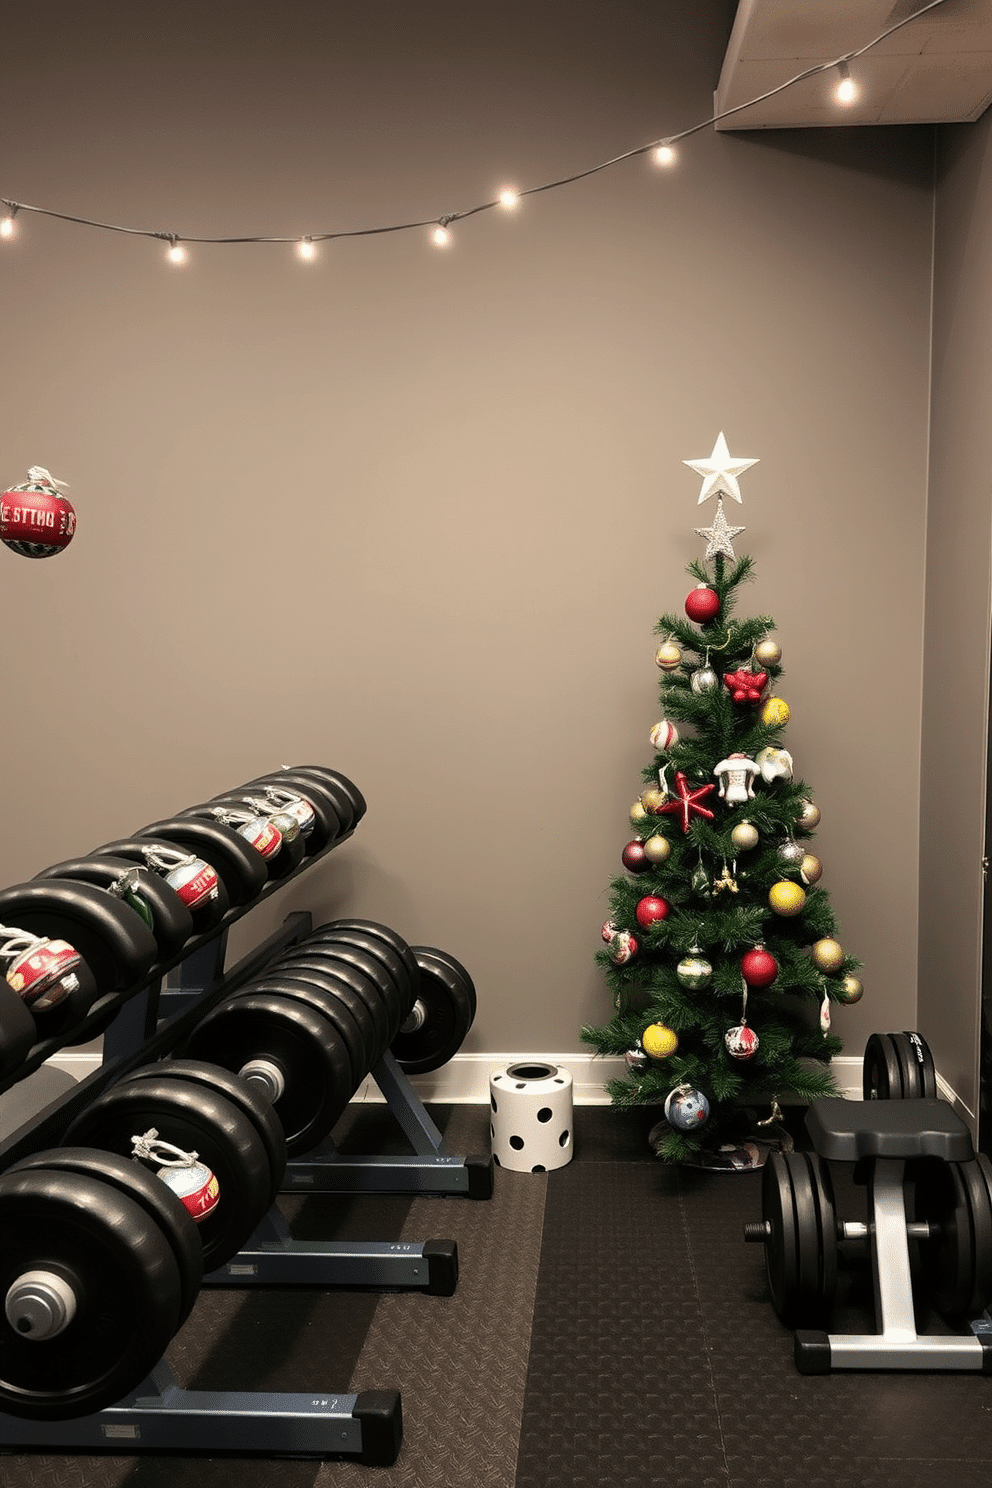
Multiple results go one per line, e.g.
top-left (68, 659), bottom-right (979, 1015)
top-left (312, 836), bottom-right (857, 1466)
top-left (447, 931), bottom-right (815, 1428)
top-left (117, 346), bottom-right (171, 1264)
top-left (621, 840), bottom-right (650, 873)
top-left (1, 468), bottom-right (76, 558)
top-left (635, 895), bottom-right (671, 928)
top-left (684, 584), bottom-right (720, 623)
top-left (724, 1023), bottom-right (760, 1061)
top-left (740, 945), bottom-right (779, 989)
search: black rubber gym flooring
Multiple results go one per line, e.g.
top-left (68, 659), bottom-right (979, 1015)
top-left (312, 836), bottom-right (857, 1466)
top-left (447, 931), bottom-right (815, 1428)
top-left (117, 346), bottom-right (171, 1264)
top-left (5, 1100), bottom-right (992, 1487)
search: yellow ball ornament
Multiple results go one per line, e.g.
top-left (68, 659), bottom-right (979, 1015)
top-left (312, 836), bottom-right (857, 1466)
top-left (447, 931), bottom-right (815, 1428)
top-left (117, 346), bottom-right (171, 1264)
top-left (642, 835), bottom-right (671, 865)
top-left (800, 854), bottom-right (823, 885)
top-left (760, 695), bottom-right (791, 727)
top-left (839, 975), bottom-right (864, 1004)
top-left (811, 938), bottom-right (845, 973)
top-left (655, 641), bottom-right (682, 671)
top-left (768, 880), bottom-right (806, 917)
top-left (630, 802), bottom-right (648, 825)
top-left (640, 785), bottom-right (667, 814)
top-left (641, 1023), bottom-right (679, 1060)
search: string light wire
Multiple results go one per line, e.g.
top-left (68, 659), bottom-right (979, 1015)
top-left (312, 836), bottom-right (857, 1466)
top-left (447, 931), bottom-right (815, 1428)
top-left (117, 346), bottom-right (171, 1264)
top-left (0, 0), bottom-right (946, 259)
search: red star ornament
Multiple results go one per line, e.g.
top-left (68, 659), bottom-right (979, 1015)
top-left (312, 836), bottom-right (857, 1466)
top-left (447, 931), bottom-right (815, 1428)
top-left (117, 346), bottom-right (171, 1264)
top-left (723, 667), bottom-right (768, 704)
top-left (658, 770), bottom-right (716, 833)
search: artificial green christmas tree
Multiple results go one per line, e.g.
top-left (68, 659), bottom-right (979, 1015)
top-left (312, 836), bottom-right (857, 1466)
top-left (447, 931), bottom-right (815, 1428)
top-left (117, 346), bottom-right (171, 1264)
top-left (581, 434), bottom-right (863, 1167)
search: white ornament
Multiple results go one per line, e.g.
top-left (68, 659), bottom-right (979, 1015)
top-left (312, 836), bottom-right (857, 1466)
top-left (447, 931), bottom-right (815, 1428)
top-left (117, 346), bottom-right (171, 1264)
top-left (694, 497), bottom-right (746, 560)
top-left (713, 752), bottom-right (759, 804)
top-left (649, 719), bottom-right (679, 751)
top-left (820, 991), bottom-right (832, 1035)
top-left (756, 746), bottom-right (794, 783)
top-left (683, 431), bottom-right (759, 505)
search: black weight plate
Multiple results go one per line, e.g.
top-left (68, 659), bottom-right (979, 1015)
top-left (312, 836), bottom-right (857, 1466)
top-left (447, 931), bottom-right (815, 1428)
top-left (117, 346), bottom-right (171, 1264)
top-left (237, 773), bottom-right (343, 850)
top-left (410, 945), bottom-right (477, 1023)
top-left (324, 919), bottom-right (418, 978)
top-left (0, 984), bottom-right (38, 1075)
top-left (9, 1147), bottom-right (202, 1328)
top-left (863, 1032), bottom-right (903, 1100)
top-left (957, 1156), bottom-right (992, 1316)
top-left (287, 938), bottom-right (405, 1038)
top-left (890, 1032), bottom-right (922, 1100)
top-left (137, 818), bottom-right (267, 906)
top-left (250, 768), bottom-right (358, 834)
top-left (785, 1153), bottom-right (820, 1323)
top-left (242, 973), bottom-right (373, 1089)
top-left (66, 1075), bottom-right (273, 1270)
top-left (183, 992), bottom-right (354, 1157)
top-left (36, 856), bottom-right (195, 960)
top-left (0, 879), bottom-right (158, 991)
top-left (902, 1030), bottom-right (938, 1098)
top-left (761, 1150), bottom-right (800, 1325)
top-left (131, 1059), bottom-right (288, 1211)
top-left (93, 837), bottom-right (231, 930)
top-left (269, 949), bottom-right (392, 1058)
top-left (188, 796), bottom-right (308, 878)
top-left (278, 766), bottom-right (367, 828)
top-left (313, 926), bottom-right (417, 1022)
top-left (808, 1152), bottom-right (839, 1317)
top-left (0, 1166), bottom-right (181, 1419)
top-left (912, 1155), bottom-right (975, 1315)
top-left (391, 950), bottom-right (475, 1074)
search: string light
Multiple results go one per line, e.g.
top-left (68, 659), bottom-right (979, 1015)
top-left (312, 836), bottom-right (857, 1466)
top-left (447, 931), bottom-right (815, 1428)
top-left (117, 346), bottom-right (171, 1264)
top-left (835, 61), bottom-right (858, 105)
top-left (0, 0), bottom-right (945, 267)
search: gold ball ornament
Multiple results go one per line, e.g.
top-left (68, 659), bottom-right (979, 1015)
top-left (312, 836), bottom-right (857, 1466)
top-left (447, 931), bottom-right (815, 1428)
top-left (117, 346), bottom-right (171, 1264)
top-left (641, 1022), bottom-right (679, 1060)
top-left (640, 785), bottom-right (668, 814)
top-left (811, 938), bottom-right (845, 973)
top-left (768, 880), bottom-right (806, 917)
top-left (731, 821), bottom-right (759, 851)
top-left (642, 834), bottom-right (671, 865)
top-left (759, 695), bottom-right (791, 727)
top-left (754, 638), bottom-right (782, 667)
top-left (655, 640), bottom-right (682, 671)
top-left (800, 854), bottom-right (823, 885)
top-left (839, 974), bottom-right (864, 1004)
top-left (798, 800), bottom-right (821, 831)
top-left (630, 802), bottom-right (649, 825)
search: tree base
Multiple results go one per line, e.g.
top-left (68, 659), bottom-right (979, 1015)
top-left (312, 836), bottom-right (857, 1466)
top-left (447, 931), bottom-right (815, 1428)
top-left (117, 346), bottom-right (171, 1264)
top-left (648, 1114), bottom-right (795, 1171)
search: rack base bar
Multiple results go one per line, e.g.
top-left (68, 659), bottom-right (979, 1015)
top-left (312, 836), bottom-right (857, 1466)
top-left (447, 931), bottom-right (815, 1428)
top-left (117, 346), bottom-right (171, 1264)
top-left (284, 1150), bottom-right (492, 1197)
top-left (205, 1236), bottom-right (458, 1294)
top-left (796, 1328), bottom-right (992, 1374)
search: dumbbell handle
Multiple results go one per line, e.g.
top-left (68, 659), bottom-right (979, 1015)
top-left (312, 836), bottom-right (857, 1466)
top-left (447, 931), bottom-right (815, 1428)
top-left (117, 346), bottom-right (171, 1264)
top-left (5, 1270), bottom-right (77, 1340)
top-left (398, 999), bottom-right (426, 1036)
top-left (744, 1218), bottom-right (936, 1245)
top-left (240, 1057), bottom-right (287, 1105)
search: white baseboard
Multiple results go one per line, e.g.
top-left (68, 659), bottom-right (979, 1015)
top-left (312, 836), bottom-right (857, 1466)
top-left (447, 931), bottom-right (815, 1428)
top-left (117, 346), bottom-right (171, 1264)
top-left (44, 1050), bottom-right (869, 1106)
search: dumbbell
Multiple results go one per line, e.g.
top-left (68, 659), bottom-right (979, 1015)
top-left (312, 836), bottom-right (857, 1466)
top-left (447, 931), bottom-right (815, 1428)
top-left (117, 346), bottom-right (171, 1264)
top-left (34, 855), bottom-right (195, 961)
top-left (91, 836), bottom-right (229, 929)
top-left (863, 1030), bottom-right (937, 1099)
top-left (134, 817), bottom-right (268, 908)
top-left (238, 766), bottom-right (366, 840)
top-left (0, 1144), bottom-right (203, 1418)
top-left (174, 799), bottom-right (307, 880)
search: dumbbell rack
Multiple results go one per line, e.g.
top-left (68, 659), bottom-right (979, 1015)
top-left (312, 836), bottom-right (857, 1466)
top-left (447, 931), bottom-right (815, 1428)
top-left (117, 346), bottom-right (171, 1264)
top-left (0, 805), bottom-right (476, 1462)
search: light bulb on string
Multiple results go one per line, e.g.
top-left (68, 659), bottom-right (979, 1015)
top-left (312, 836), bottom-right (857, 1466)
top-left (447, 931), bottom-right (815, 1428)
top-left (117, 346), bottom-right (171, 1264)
top-left (835, 61), bottom-right (857, 105)
top-left (165, 236), bottom-right (187, 265)
top-left (498, 188), bottom-right (519, 210)
top-left (297, 236), bottom-right (316, 261)
top-left (1, 202), bottom-right (19, 239)
top-left (652, 140), bottom-right (676, 167)
top-left (432, 221), bottom-right (452, 248)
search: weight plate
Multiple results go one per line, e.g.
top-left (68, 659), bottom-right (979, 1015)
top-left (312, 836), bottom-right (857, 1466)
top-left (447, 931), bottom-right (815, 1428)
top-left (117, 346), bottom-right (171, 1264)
top-left (0, 879), bottom-right (158, 992)
top-left (409, 945), bottom-right (477, 1023)
top-left (287, 939), bottom-right (405, 1038)
top-left (183, 991), bottom-right (354, 1157)
top-left (249, 768), bottom-right (358, 834)
top-left (314, 924), bottom-right (417, 1017)
top-left (957, 1155), bottom-right (992, 1316)
top-left (93, 837), bottom-right (231, 930)
top-left (176, 800), bottom-right (308, 880)
top-left (131, 1059), bottom-right (288, 1211)
top-left (0, 984), bottom-right (38, 1075)
top-left (66, 1075), bottom-right (273, 1271)
top-left (269, 949), bottom-right (392, 1059)
top-left (902, 1031), bottom-right (938, 1098)
top-left (889, 1032), bottom-right (922, 1100)
top-left (761, 1150), bottom-right (800, 1325)
top-left (9, 1147), bottom-right (202, 1328)
top-left (36, 856), bottom-right (195, 960)
top-left (136, 818), bottom-right (267, 907)
top-left (0, 1165), bottom-right (181, 1419)
top-left (863, 1032), bottom-right (903, 1100)
top-left (242, 973), bottom-right (373, 1089)
top-left (238, 773), bottom-right (344, 850)
top-left (808, 1152), bottom-right (839, 1317)
top-left (911, 1155), bottom-right (976, 1315)
top-left (391, 949), bottom-right (475, 1074)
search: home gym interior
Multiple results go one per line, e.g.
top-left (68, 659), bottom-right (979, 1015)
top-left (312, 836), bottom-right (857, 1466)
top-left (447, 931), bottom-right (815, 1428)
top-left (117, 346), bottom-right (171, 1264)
top-left (3, 1), bottom-right (992, 1485)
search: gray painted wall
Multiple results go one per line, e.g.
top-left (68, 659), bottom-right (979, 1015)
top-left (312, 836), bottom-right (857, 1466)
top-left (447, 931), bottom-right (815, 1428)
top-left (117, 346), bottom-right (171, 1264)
top-left (1, 2), bottom-right (937, 1067)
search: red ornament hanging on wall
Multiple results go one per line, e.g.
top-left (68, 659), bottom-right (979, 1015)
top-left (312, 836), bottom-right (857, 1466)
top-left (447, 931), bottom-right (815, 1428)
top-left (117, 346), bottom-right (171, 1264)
top-left (0, 468), bottom-right (76, 559)
top-left (684, 584), bottom-right (720, 623)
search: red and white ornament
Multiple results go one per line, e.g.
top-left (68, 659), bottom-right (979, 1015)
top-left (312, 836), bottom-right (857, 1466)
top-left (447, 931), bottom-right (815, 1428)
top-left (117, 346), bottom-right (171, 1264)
top-left (140, 844), bottom-right (220, 911)
top-left (1, 928), bottom-right (83, 1012)
top-left (655, 640), bottom-right (682, 671)
top-left (1, 467), bottom-right (76, 558)
top-left (608, 929), bottom-right (639, 964)
top-left (684, 584), bottom-right (720, 623)
top-left (131, 1129), bottom-right (220, 1223)
top-left (212, 806), bottom-right (283, 860)
top-left (740, 945), bottom-right (778, 989)
top-left (724, 1022), bottom-right (760, 1061)
top-left (648, 719), bottom-right (679, 752)
top-left (601, 919), bottom-right (618, 943)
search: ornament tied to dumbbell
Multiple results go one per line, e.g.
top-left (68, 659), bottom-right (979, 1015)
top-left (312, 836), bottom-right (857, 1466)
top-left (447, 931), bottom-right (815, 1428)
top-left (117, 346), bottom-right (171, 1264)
top-left (131, 1128), bottom-right (221, 1223)
top-left (136, 843), bottom-right (219, 910)
top-left (0, 923), bottom-right (83, 1012)
top-left (208, 805), bottom-right (284, 860)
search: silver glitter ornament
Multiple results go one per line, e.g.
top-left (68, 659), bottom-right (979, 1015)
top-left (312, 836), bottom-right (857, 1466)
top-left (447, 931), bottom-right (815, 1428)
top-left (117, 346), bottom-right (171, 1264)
top-left (777, 839), bottom-right (805, 868)
top-left (691, 665), bottom-right (719, 695)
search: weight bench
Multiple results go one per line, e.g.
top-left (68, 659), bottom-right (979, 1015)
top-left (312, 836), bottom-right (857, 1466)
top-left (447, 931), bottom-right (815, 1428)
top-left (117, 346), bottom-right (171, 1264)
top-left (746, 1096), bottom-right (992, 1373)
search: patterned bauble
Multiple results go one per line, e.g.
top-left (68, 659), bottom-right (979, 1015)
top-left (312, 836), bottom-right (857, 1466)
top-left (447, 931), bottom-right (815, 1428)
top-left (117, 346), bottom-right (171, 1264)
top-left (838, 974), bottom-right (864, 1004)
top-left (642, 1022), bottom-right (678, 1060)
top-left (676, 948), bottom-right (713, 990)
top-left (625, 1044), bottom-right (650, 1073)
top-left (601, 920), bottom-right (618, 943)
top-left (649, 719), bottom-right (679, 752)
top-left (811, 938), bottom-right (844, 973)
top-left (741, 945), bottom-right (778, 988)
top-left (1, 468), bottom-right (76, 558)
top-left (5, 936), bottom-right (83, 1012)
top-left (756, 746), bottom-right (794, 782)
top-left (760, 695), bottom-right (791, 727)
top-left (642, 834), bottom-right (671, 865)
top-left (798, 800), bottom-right (821, 830)
top-left (724, 1023), bottom-right (760, 1061)
top-left (731, 821), bottom-right (759, 851)
top-left (635, 895), bottom-right (671, 928)
top-left (691, 665), bottom-right (719, 695)
top-left (664, 1085), bottom-right (710, 1131)
top-left (769, 880), bottom-right (806, 917)
top-left (800, 854), bottom-right (823, 885)
top-left (754, 638), bottom-right (782, 667)
top-left (655, 640), bottom-right (682, 671)
top-left (609, 930), bottom-right (639, 964)
top-left (640, 786), bottom-right (668, 814)
top-left (685, 584), bottom-right (720, 623)
top-left (621, 840), bottom-right (650, 873)
top-left (777, 838), bottom-right (805, 868)
top-left (157, 1158), bottom-right (221, 1223)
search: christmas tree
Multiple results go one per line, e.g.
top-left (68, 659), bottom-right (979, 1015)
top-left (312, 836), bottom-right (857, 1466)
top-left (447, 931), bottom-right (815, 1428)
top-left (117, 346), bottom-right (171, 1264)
top-left (581, 434), bottom-right (863, 1167)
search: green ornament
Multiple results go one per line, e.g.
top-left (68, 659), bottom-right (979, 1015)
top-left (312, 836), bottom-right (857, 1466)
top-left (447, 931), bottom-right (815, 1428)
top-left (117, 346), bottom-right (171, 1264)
top-left (676, 947), bottom-right (713, 990)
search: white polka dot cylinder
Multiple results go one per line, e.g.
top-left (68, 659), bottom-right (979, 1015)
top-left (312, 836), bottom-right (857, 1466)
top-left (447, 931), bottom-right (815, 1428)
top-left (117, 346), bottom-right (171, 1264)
top-left (489, 1062), bottom-right (573, 1173)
